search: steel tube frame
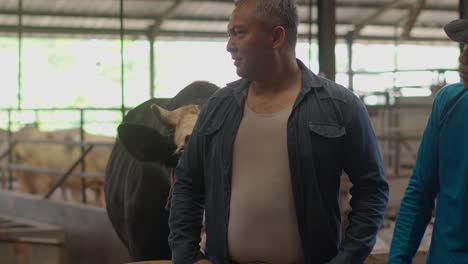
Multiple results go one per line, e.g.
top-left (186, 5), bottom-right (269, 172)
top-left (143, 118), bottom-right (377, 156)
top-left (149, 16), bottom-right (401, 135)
top-left (44, 145), bottom-right (94, 199)
top-left (460, 0), bottom-right (468, 52)
top-left (0, 107), bottom-right (118, 203)
top-left (317, 0), bottom-right (336, 80)
top-left (1, 164), bottom-right (104, 178)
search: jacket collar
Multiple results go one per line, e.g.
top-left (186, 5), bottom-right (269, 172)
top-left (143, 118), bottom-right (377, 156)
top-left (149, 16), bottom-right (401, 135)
top-left (227, 59), bottom-right (324, 106)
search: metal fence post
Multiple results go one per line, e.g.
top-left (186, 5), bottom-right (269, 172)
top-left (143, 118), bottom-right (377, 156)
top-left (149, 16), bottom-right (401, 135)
top-left (7, 109), bottom-right (13, 190)
top-left (80, 109), bottom-right (87, 204)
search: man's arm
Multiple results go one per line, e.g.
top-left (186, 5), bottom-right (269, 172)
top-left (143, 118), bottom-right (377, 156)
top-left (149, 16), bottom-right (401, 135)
top-left (330, 95), bottom-right (389, 264)
top-left (388, 94), bottom-right (442, 264)
top-left (168, 106), bottom-right (209, 264)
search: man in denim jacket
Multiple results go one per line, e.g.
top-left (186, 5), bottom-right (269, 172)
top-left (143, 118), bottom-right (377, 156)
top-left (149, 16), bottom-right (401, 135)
top-left (169, 1), bottom-right (388, 263)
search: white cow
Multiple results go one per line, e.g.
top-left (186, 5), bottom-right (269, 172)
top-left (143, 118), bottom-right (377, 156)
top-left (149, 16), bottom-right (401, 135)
top-left (12, 126), bottom-right (113, 206)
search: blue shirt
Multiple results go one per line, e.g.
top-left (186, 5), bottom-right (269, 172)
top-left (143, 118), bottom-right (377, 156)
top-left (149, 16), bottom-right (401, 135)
top-left (389, 83), bottom-right (468, 264)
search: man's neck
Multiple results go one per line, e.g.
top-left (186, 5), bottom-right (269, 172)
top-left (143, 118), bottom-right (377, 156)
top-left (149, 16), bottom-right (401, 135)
top-left (246, 58), bottom-right (301, 115)
top-left (250, 58), bottom-right (300, 95)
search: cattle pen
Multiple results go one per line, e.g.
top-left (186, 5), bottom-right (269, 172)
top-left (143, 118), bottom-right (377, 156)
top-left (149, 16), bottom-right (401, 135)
top-left (0, 107), bottom-right (123, 201)
top-left (0, 106), bottom-right (129, 263)
top-left (1, 0), bottom-right (467, 263)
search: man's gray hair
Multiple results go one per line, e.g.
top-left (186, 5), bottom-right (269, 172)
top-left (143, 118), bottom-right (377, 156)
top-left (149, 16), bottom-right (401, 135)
top-left (235, 0), bottom-right (299, 48)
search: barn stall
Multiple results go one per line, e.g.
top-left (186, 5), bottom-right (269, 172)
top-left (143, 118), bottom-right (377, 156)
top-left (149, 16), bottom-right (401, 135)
top-left (0, 0), bottom-right (466, 263)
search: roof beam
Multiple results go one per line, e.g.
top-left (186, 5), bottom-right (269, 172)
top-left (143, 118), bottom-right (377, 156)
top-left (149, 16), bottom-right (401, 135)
top-left (0, 2), bottom-right (459, 20)
top-left (160, 31), bottom-right (452, 43)
top-left (349, 0), bottom-right (403, 39)
top-left (0, 13), bottom-right (450, 31)
top-left (0, 22), bottom-right (450, 40)
top-left (0, 25), bottom-right (146, 36)
top-left (211, 0), bottom-right (457, 11)
top-left (0, 24), bottom-right (451, 43)
top-left (0, 9), bottom-right (153, 20)
top-left (148, 0), bottom-right (185, 36)
top-left (401, 0), bottom-right (426, 38)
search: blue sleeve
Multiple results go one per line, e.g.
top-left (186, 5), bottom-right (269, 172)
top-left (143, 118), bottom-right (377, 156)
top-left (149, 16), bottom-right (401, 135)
top-left (168, 105), bottom-right (208, 264)
top-left (388, 94), bottom-right (442, 263)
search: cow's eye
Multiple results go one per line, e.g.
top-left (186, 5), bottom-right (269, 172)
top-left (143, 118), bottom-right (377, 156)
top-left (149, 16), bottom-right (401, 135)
top-left (185, 135), bottom-right (190, 144)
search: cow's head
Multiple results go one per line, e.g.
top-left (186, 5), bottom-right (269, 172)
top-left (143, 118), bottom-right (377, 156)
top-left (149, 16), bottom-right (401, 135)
top-left (117, 101), bottom-right (202, 166)
top-left (150, 104), bottom-right (200, 155)
top-left (117, 81), bottom-right (219, 165)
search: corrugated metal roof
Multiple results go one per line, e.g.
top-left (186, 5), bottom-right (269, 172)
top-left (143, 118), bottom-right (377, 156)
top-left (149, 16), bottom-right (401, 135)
top-left (0, 0), bottom-right (462, 43)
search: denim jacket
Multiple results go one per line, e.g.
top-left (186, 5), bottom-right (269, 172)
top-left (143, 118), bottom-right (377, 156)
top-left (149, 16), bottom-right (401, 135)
top-left (169, 60), bottom-right (389, 264)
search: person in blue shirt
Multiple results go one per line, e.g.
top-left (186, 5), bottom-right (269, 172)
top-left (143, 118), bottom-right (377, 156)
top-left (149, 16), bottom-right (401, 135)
top-left (389, 19), bottom-right (468, 264)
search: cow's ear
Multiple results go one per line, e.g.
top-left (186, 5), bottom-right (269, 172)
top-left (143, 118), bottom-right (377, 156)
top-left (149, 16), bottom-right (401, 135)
top-left (151, 104), bottom-right (177, 127)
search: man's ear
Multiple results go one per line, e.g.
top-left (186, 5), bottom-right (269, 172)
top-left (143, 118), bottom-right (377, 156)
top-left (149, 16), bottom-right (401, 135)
top-left (272, 26), bottom-right (286, 49)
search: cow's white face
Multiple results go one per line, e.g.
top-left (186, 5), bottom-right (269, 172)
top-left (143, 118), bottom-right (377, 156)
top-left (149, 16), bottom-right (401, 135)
top-left (151, 104), bottom-right (200, 155)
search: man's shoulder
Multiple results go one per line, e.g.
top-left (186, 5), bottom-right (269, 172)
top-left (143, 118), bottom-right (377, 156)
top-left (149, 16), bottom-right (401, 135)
top-left (435, 82), bottom-right (465, 103)
top-left (316, 75), bottom-right (359, 106)
top-left (432, 83), bottom-right (465, 111)
top-left (299, 60), bottom-right (355, 104)
top-left (209, 79), bottom-right (242, 99)
top-left (197, 79), bottom-right (241, 116)
top-left (432, 82), bottom-right (467, 119)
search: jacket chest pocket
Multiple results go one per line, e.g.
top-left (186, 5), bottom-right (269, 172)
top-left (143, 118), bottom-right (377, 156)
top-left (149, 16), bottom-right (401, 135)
top-left (200, 118), bottom-right (225, 166)
top-left (307, 122), bottom-right (346, 161)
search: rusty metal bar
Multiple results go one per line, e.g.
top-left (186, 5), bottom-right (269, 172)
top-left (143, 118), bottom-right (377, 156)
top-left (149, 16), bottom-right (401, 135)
top-left (0, 2), bottom-right (460, 18)
top-left (0, 141), bottom-right (16, 189)
top-left (0, 107), bottom-right (116, 203)
top-left (400, 139), bottom-right (417, 160)
top-left (5, 138), bottom-right (114, 147)
top-left (307, 0), bottom-right (313, 68)
top-left (402, 0), bottom-right (426, 38)
top-left (34, 109), bottom-right (39, 124)
top-left (376, 135), bottom-right (422, 140)
top-left (318, 0), bottom-right (336, 80)
top-left (149, 33), bottom-right (155, 98)
top-left (148, 0), bottom-right (184, 37)
top-left (79, 109), bottom-right (87, 204)
top-left (0, 107), bottom-right (129, 111)
top-left (0, 24), bottom-right (455, 43)
top-left (346, 34), bottom-right (354, 91)
top-left (119, 0), bottom-right (126, 120)
top-left (352, 68), bottom-right (457, 74)
top-left (366, 104), bottom-right (432, 110)
top-left (17, 0), bottom-right (23, 110)
top-left (7, 109), bottom-right (13, 190)
top-left (0, 141), bottom-right (17, 161)
top-left (460, 0), bottom-right (468, 52)
top-left (1, 164), bottom-right (104, 178)
top-left (460, 0), bottom-right (468, 19)
top-left (349, 0), bottom-right (403, 39)
top-left (0, 237), bottom-right (64, 246)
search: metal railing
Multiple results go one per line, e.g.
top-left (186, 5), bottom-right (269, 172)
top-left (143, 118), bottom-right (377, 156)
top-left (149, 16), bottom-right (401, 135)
top-left (361, 92), bottom-right (433, 178)
top-left (0, 107), bottom-right (125, 204)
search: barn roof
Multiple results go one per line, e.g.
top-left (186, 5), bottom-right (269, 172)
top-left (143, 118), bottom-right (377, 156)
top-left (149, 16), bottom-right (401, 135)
top-left (0, 0), bottom-right (462, 43)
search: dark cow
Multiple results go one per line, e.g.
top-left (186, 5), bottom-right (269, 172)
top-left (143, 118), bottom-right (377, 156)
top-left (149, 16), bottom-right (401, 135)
top-left (104, 81), bottom-right (219, 261)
